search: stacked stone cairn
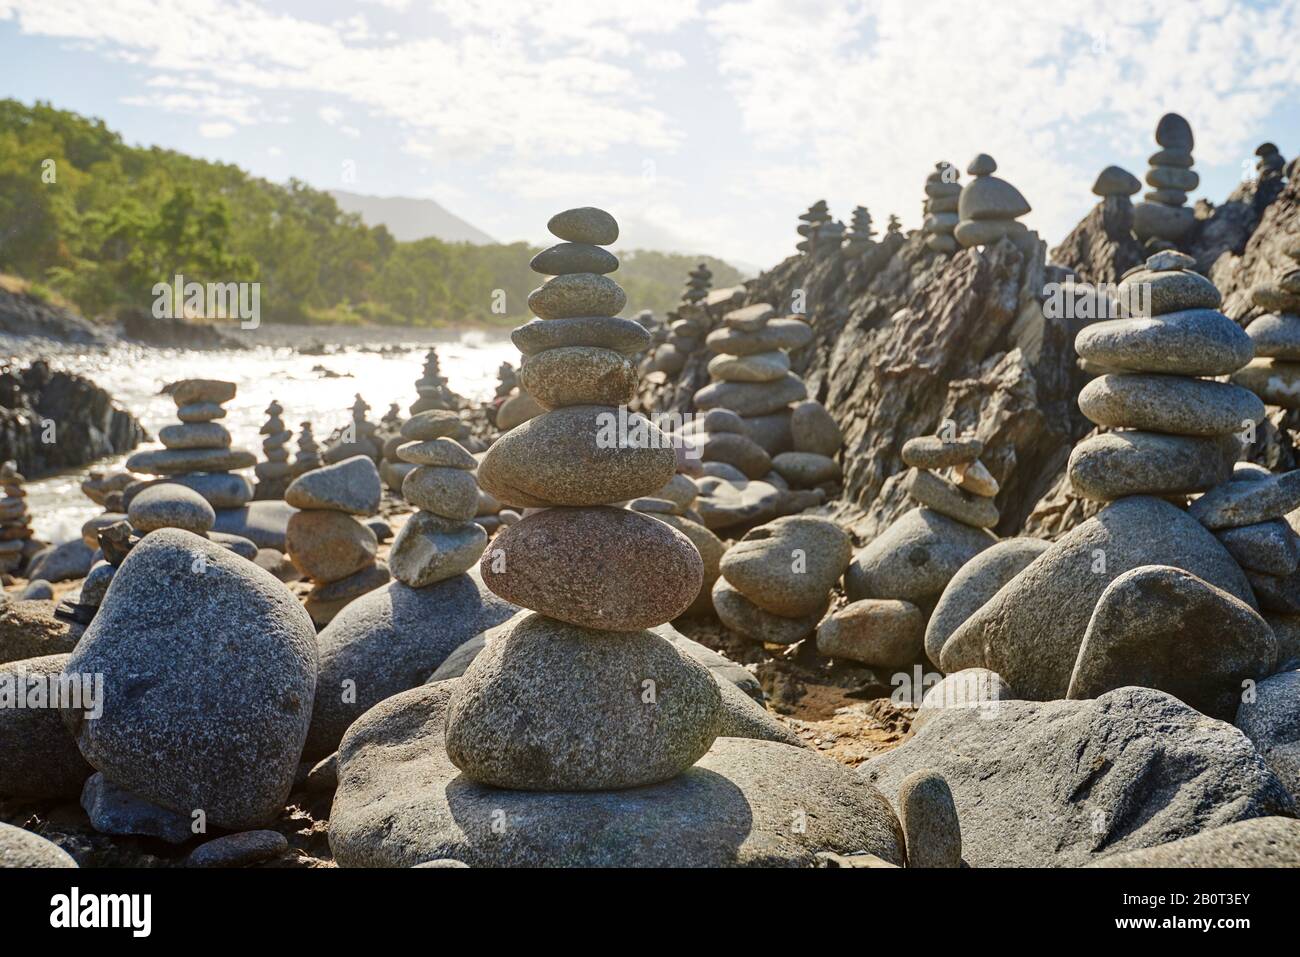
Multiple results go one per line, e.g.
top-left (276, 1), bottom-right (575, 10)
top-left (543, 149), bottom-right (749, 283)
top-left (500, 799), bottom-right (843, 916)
top-left (955, 154), bottom-right (1033, 251)
top-left (284, 455), bottom-right (389, 626)
top-left (493, 361), bottom-right (518, 401)
top-left (844, 205), bottom-right (876, 256)
top-left (320, 206), bottom-right (913, 867)
top-left (1256, 142), bottom-right (1286, 181)
top-left (1071, 251), bottom-right (1260, 503)
top-left (325, 395), bottom-right (381, 463)
top-left (1091, 165), bottom-right (1143, 238)
top-left (1134, 113), bottom-right (1197, 252)
top-left (840, 432), bottom-right (998, 667)
top-left (1231, 241), bottom-right (1300, 410)
top-left (629, 473), bottom-right (725, 617)
top-left (385, 410), bottom-right (489, 588)
top-left (923, 162), bottom-right (961, 254)
top-left (292, 422), bottom-right (323, 476)
top-left (658, 265), bottom-right (714, 372)
top-left (411, 348), bottom-right (456, 414)
top-left (887, 214), bottom-right (902, 236)
top-left (715, 515), bottom-right (852, 646)
top-left (0, 462), bottom-right (34, 574)
top-left (253, 400), bottom-right (293, 500)
top-left (682, 262), bottom-right (712, 305)
top-left (124, 379), bottom-right (256, 510)
top-left (796, 200), bottom-right (831, 254)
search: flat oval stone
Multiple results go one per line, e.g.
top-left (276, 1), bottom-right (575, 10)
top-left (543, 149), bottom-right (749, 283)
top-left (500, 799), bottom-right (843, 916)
top-left (693, 476), bottom-right (782, 530)
top-left (396, 438), bottom-right (476, 469)
top-left (529, 242), bottom-right (618, 276)
top-left (720, 515), bottom-right (851, 618)
top-left (694, 373), bottom-right (807, 417)
top-left (1252, 283), bottom-right (1300, 313)
top-left (170, 379), bottom-right (235, 406)
top-left (905, 468), bottom-right (999, 528)
top-left (547, 206), bottom-right (618, 245)
top-left (125, 447), bottom-right (257, 476)
top-left (712, 577), bottom-right (825, 644)
top-left (307, 562), bottom-right (391, 604)
top-left (1133, 201), bottom-right (1195, 241)
top-left (158, 422), bottom-right (231, 450)
top-left (1149, 147), bottom-right (1194, 168)
top-left (954, 218), bottom-right (1026, 247)
top-left (1079, 374), bottom-right (1264, 435)
top-left (1067, 431), bottom-right (1237, 501)
top-left (700, 432), bottom-right (770, 479)
top-left (445, 613), bottom-right (721, 790)
top-left (1216, 520), bottom-right (1298, 576)
top-left (387, 511), bottom-right (487, 588)
top-left (1074, 309), bottom-right (1254, 376)
top-left (285, 511), bottom-right (378, 583)
top-left (816, 598), bottom-right (924, 666)
top-left (402, 466), bottom-right (479, 521)
top-left (790, 400), bottom-right (842, 456)
top-left (708, 350), bottom-right (790, 382)
top-left (481, 506), bottom-right (702, 630)
top-left (1230, 359), bottom-right (1300, 408)
top-left (958, 175), bottom-right (1031, 221)
top-left (706, 318), bottom-right (813, 356)
top-left (1117, 268), bottom-right (1222, 316)
top-left (176, 399), bottom-right (226, 422)
top-left (527, 274), bottom-right (626, 320)
top-left (900, 435), bottom-right (982, 468)
top-left (1092, 166), bottom-right (1141, 197)
top-left (898, 770), bottom-right (963, 868)
top-left (1146, 166), bottom-right (1199, 191)
top-left (1246, 313), bottom-right (1300, 359)
top-left (285, 455), bottom-right (381, 514)
top-left (400, 410), bottom-right (461, 441)
top-left (477, 406), bottom-right (677, 508)
top-left (519, 346), bottom-right (637, 409)
top-left (845, 507), bottom-right (996, 605)
top-left (771, 450), bottom-right (841, 487)
top-left (1156, 112), bottom-right (1194, 150)
top-left (495, 391), bottom-right (544, 430)
top-left (511, 316), bottom-right (650, 357)
top-left (128, 482), bottom-right (216, 534)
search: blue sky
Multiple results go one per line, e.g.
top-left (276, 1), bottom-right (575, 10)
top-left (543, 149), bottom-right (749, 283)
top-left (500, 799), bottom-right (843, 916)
top-left (2, 0), bottom-right (1299, 271)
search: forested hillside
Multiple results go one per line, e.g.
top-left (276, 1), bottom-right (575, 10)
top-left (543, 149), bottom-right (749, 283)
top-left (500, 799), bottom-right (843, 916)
top-left (0, 100), bottom-right (742, 327)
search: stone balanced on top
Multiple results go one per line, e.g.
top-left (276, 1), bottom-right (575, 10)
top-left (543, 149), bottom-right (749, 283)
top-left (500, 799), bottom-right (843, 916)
top-left (955, 154), bottom-right (1032, 251)
top-left (796, 199), bottom-right (831, 254)
top-left (682, 262), bottom-right (712, 304)
top-left (254, 400), bottom-right (293, 500)
top-left (836, 433), bottom-right (999, 667)
top-left (284, 455), bottom-right (389, 626)
top-left (1071, 251), bottom-right (1261, 501)
top-left (1231, 241), bottom-right (1300, 409)
top-left (325, 206), bottom-right (908, 866)
top-left (410, 348), bottom-right (456, 414)
top-left (0, 461), bottom-right (34, 574)
top-left (1133, 113), bottom-right (1198, 251)
top-left (325, 395), bottom-right (380, 463)
top-left (844, 206), bottom-right (877, 256)
top-left (125, 379), bottom-right (256, 508)
top-left (292, 422), bottom-right (322, 476)
top-left (923, 162), bottom-right (961, 254)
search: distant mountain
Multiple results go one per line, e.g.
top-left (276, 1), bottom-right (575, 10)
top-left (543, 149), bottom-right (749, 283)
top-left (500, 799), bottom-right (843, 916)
top-left (330, 190), bottom-right (496, 244)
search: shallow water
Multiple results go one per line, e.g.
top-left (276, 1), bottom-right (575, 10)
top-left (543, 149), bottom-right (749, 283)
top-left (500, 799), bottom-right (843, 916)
top-left (19, 329), bottom-right (518, 544)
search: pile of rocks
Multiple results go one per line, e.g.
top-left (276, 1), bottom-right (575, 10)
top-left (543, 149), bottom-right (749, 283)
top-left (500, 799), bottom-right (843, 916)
top-left (292, 422), bottom-right (322, 476)
top-left (844, 206), bottom-right (876, 256)
top-left (1231, 241), bottom-right (1300, 409)
top-left (715, 514), bottom-right (851, 646)
top-left (0, 461), bottom-right (34, 574)
top-left (796, 200), bottom-right (831, 254)
top-left (682, 262), bottom-right (712, 305)
top-left (923, 162), bottom-right (961, 254)
top-left (1256, 142), bottom-right (1286, 182)
top-left (1134, 113), bottom-right (1197, 252)
top-left (386, 410), bottom-right (488, 588)
top-left (253, 400), bottom-right (293, 500)
top-left (1071, 251), bottom-right (1258, 501)
top-left (329, 207), bottom-right (906, 868)
top-left (124, 379), bottom-right (256, 510)
top-left (1092, 165), bottom-right (1142, 204)
top-left (493, 361), bottom-right (517, 401)
top-left (887, 214), bottom-right (902, 236)
top-left (955, 154), bottom-right (1032, 251)
top-left (629, 474), bottom-right (725, 617)
top-left (834, 433), bottom-right (998, 668)
top-left (410, 348), bottom-right (456, 414)
top-left (325, 395), bottom-right (380, 463)
top-left (284, 455), bottom-right (388, 626)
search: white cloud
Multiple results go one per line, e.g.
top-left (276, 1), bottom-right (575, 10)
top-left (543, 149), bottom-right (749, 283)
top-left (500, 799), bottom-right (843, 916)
top-left (267, 145), bottom-right (283, 156)
top-left (645, 49), bottom-right (686, 71)
top-left (318, 105), bottom-right (344, 126)
top-left (198, 121), bottom-right (236, 138)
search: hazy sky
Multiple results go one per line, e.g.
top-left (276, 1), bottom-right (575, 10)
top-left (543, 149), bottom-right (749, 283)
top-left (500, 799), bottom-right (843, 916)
top-left (2, 0), bottom-right (1299, 270)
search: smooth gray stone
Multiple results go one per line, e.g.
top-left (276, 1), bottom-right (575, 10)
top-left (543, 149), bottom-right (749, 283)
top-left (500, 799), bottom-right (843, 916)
top-left (1089, 817), bottom-right (1300, 868)
top-left (177, 401), bottom-right (226, 422)
top-left (0, 654), bottom-right (93, 798)
top-left (911, 668), bottom-right (1017, 731)
top-left (0, 822), bottom-right (77, 868)
top-left (898, 770), bottom-right (961, 868)
top-left (1189, 468), bottom-right (1300, 529)
top-left (511, 316), bottom-right (650, 357)
top-left (1148, 147), bottom-right (1194, 168)
top-left (940, 497), bottom-right (1256, 700)
top-left (529, 242), bottom-right (619, 276)
top-left (694, 374), bottom-right (807, 417)
top-left (924, 538), bottom-right (1051, 667)
top-left (547, 206), bottom-right (618, 245)
top-left (1155, 112), bottom-right (1194, 150)
top-left (771, 451), bottom-right (840, 487)
top-left (388, 511), bottom-right (486, 587)
top-left (303, 570), bottom-right (517, 760)
top-left (1074, 309), bottom-right (1254, 376)
top-left (1245, 312), bottom-right (1300, 359)
top-left (444, 614), bottom-right (722, 790)
top-left (900, 435), bottom-right (982, 469)
top-left (25, 540), bottom-right (95, 583)
top-left (790, 400), bottom-right (842, 456)
top-left (170, 379), bottom-right (235, 406)
top-left (1235, 669), bottom-right (1300, 803)
top-left (719, 515), bottom-right (851, 618)
top-left (712, 578), bottom-right (825, 644)
top-left (905, 468), bottom-right (999, 528)
top-left (1230, 358), bottom-right (1300, 407)
top-left (123, 472), bottom-right (253, 510)
top-left (128, 482), bottom-right (216, 534)
top-left (1133, 201), bottom-right (1196, 241)
top-left (1067, 565), bottom-right (1276, 719)
top-left (1078, 374), bottom-right (1263, 436)
top-left (1248, 568), bottom-right (1300, 614)
top-left (1264, 613), bottom-right (1300, 670)
top-left (520, 345), bottom-right (637, 410)
top-left (329, 680), bottom-right (904, 868)
top-left (63, 530), bottom-right (317, 829)
top-left (395, 438), bottom-right (476, 469)
top-left (1116, 267), bottom-right (1222, 316)
top-left (1147, 165), bottom-right (1199, 191)
top-left (1067, 430), bottom-right (1237, 501)
top-left (206, 531), bottom-right (257, 561)
top-left (125, 447), bottom-right (257, 476)
top-left (285, 455), bottom-right (381, 515)
top-left (742, 409), bottom-right (794, 455)
top-left (705, 318), bottom-right (814, 356)
top-left (699, 431), bottom-right (771, 479)
top-left (708, 350), bottom-right (789, 383)
top-left (860, 687), bottom-right (1293, 868)
top-left (211, 500), bottom-right (297, 551)
top-left (18, 580), bottom-right (53, 601)
top-left (693, 476), bottom-right (781, 531)
top-left (158, 421), bottom-right (231, 450)
top-left (701, 461), bottom-right (748, 482)
top-left (527, 273), bottom-right (626, 321)
top-left (700, 408), bottom-right (748, 435)
top-left (80, 772), bottom-right (194, 844)
top-left (400, 410), bottom-right (461, 441)
top-left (1092, 165), bottom-right (1141, 197)
top-left (815, 598), bottom-right (924, 666)
top-left (846, 507), bottom-right (997, 606)
top-left (1216, 519), bottom-right (1299, 576)
top-left (958, 174), bottom-right (1031, 221)
top-left (187, 830), bottom-right (288, 867)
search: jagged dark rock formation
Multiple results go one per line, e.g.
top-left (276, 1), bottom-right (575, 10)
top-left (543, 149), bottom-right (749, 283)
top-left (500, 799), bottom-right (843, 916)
top-left (1049, 196), bottom-right (1145, 284)
top-left (0, 287), bottom-right (107, 346)
top-left (117, 309), bottom-right (248, 350)
top-left (0, 360), bottom-right (147, 477)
